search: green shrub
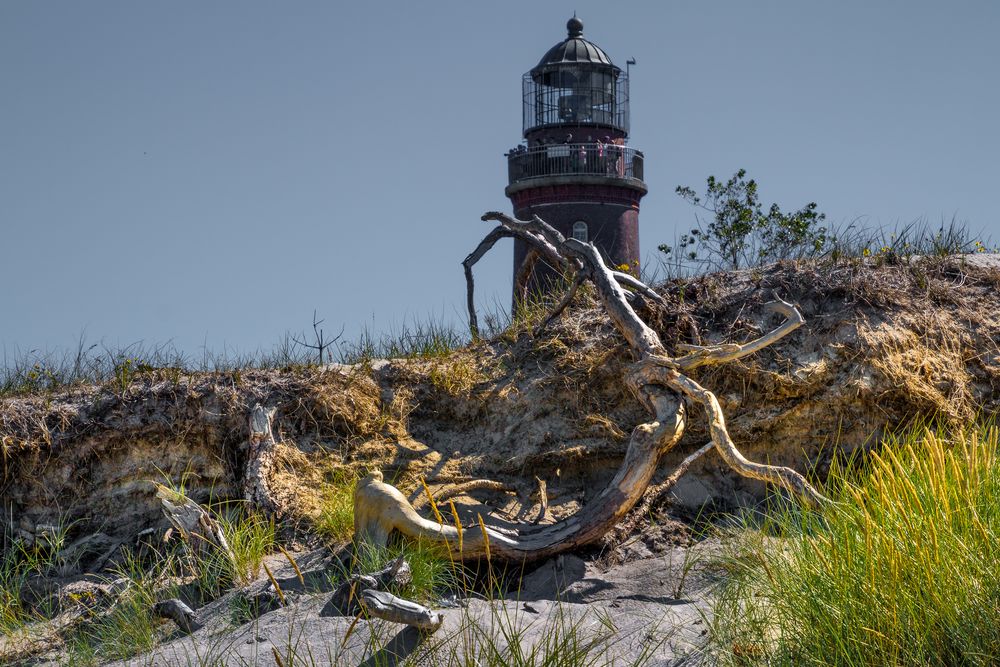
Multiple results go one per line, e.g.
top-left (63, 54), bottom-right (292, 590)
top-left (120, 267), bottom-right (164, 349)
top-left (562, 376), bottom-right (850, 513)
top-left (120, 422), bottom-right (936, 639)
top-left (663, 169), bottom-right (826, 270)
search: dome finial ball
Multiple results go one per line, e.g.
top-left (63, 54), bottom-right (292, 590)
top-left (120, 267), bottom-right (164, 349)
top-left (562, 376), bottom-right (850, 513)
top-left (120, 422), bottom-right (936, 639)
top-left (567, 15), bottom-right (584, 38)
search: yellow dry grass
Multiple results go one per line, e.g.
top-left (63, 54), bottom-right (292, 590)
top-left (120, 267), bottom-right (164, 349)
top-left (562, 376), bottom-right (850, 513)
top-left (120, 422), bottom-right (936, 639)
top-left (859, 312), bottom-right (974, 422)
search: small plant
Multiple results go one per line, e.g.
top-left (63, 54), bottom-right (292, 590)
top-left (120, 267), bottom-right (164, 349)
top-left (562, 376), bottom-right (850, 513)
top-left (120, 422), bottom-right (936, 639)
top-left (217, 507), bottom-right (276, 586)
top-left (291, 310), bottom-right (344, 366)
top-left (662, 169), bottom-right (827, 271)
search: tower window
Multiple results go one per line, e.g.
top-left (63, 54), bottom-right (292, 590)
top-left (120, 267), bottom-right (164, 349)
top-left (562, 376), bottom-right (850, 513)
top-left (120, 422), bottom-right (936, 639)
top-left (572, 221), bottom-right (589, 242)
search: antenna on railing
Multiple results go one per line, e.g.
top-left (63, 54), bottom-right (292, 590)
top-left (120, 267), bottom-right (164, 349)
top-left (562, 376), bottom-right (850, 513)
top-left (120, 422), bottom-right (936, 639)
top-left (626, 57), bottom-right (636, 79)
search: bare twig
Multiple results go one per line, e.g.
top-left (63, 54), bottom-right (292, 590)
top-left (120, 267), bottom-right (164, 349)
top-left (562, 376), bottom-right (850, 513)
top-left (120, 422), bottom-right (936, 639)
top-left (291, 310), bottom-right (344, 365)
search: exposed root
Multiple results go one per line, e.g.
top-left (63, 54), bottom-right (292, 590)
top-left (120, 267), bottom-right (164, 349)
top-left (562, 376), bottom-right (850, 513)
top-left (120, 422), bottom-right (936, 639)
top-left (354, 210), bottom-right (829, 561)
top-left (432, 479), bottom-right (514, 504)
top-left (658, 442), bottom-right (714, 495)
top-left (533, 475), bottom-right (549, 522)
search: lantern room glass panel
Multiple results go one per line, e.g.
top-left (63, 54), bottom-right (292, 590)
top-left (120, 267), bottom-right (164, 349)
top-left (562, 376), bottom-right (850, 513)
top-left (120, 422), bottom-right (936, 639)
top-left (522, 66), bottom-right (629, 134)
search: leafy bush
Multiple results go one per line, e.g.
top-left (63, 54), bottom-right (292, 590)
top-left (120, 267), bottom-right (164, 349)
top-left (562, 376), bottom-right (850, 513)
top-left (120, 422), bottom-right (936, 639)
top-left (661, 169), bottom-right (827, 270)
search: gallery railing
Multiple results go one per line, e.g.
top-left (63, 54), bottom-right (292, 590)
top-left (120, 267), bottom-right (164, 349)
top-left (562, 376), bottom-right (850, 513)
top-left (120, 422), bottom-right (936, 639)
top-left (507, 143), bottom-right (644, 185)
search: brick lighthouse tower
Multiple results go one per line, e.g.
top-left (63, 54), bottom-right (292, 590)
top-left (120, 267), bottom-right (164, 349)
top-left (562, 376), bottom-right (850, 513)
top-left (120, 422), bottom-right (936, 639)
top-left (506, 16), bottom-right (646, 300)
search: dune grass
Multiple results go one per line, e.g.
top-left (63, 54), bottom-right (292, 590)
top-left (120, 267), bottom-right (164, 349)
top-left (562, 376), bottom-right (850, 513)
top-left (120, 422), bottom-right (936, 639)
top-left (0, 531), bottom-right (63, 634)
top-left (348, 538), bottom-right (457, 605)
top-left (55, 499), bottom-right (277, 666)
top-left (314, 469), bottom-right (359, 546)
top-left (63, 550), bottom-right (173, 665)
top-left (0, 315), bottom-right (471, 398)
top-left (711, 423), bottom-right (1000, 666)
top-left (217, 507), bottom-right (276, 588)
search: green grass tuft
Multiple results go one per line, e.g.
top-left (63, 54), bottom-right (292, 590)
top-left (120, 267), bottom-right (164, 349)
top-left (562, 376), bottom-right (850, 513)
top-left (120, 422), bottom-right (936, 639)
top-left (711, 423), bottom-right (1000, 666)
top-left (65, 550), bottom-right (175, 665)
top-left (314, 470), bottom-right (359, 545)
top-left (218, 507), bottom-right (276, 587)
top-left (345, 538), bottom-right (456, 604)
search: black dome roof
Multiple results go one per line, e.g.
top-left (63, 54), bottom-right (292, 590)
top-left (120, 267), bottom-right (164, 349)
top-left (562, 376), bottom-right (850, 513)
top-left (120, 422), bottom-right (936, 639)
top-left (532, 16), bottom-right (617, 72)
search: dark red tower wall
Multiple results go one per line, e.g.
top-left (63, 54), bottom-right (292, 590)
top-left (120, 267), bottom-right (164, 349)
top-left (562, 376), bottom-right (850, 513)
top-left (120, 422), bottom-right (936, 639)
top-left (508, 182), bottom-right (643, 295)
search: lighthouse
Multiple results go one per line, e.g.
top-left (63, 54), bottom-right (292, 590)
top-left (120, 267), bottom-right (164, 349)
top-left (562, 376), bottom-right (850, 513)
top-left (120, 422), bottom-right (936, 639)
top-left (506, 16), bottom-right (647, 301)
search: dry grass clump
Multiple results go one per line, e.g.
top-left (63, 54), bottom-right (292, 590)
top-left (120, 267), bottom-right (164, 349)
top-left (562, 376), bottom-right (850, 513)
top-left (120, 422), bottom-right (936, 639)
top-left (294, 370), bottom-right (383, 441)
top-left (859, 312), bottom-right (975, 423)
top-left (426, 352), bottom-right (496, 397)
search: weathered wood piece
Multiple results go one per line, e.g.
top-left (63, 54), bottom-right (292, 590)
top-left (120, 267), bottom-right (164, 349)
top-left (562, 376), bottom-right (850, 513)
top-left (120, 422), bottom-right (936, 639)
top-left (243, 404), bottom-right (280, 514)
top-left (354, 210), bottom-right (828, 563)
top-left (330, 556), bottom-right (413, 615)
top-left (153, 598), bottom-right (200, 633)
top-left (358, 589), bottom-right (443, 632)
top-left (155, 484), bottom-right (236, 565)
top-left (463, 226), bottom-right (514, 339)
top-left (430, 479), bottom-right (514, 505)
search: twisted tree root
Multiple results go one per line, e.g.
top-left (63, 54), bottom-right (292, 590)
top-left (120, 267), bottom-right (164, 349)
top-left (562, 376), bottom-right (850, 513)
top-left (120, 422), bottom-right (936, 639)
top-left (353, 211), bottom-right (828, 563)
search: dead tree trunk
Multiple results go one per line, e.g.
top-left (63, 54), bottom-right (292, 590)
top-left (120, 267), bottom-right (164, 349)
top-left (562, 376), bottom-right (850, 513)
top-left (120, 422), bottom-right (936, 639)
top-left (244, 404), bottom-right (279, 515)
top-left (354, 211), bottom-right (828, 562)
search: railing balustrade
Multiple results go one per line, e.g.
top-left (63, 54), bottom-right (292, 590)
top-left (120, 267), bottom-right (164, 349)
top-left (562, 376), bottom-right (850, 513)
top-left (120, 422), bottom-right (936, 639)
top-left (507, 143), bottom-right (644, 185)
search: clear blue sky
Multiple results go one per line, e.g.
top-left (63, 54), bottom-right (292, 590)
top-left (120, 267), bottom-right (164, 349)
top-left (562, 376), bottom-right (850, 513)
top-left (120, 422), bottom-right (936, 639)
top-left (2, 1), bottom-right (998, 360)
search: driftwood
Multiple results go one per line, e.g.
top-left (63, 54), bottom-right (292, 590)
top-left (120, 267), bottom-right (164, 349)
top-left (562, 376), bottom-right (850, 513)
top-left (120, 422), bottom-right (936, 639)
top-left (330, 555), bottom-right (413, 614)
top-left (354, 211), bottom-right (828, 562)
top-left (153, 598), bottom-right (200, 633)
top-left (359, 590), bottom-right (443, 632)
top-left (155, 483), bottom-right (235, 565)
top-left (244, 404), bottom-right (280, 514)
top-left (329, 556), bottom-right (440, 632)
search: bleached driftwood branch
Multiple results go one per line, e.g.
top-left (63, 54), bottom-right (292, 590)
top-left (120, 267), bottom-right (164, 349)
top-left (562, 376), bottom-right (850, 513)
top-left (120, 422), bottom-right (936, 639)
top-left (359, 590), bottom-right (443, 632)
top-left (329, 556), bottom-right (441, 633)
top-left (155, 483), bottom-right (236, 565)
top-left (353, 211), bottom-right (828, 563)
